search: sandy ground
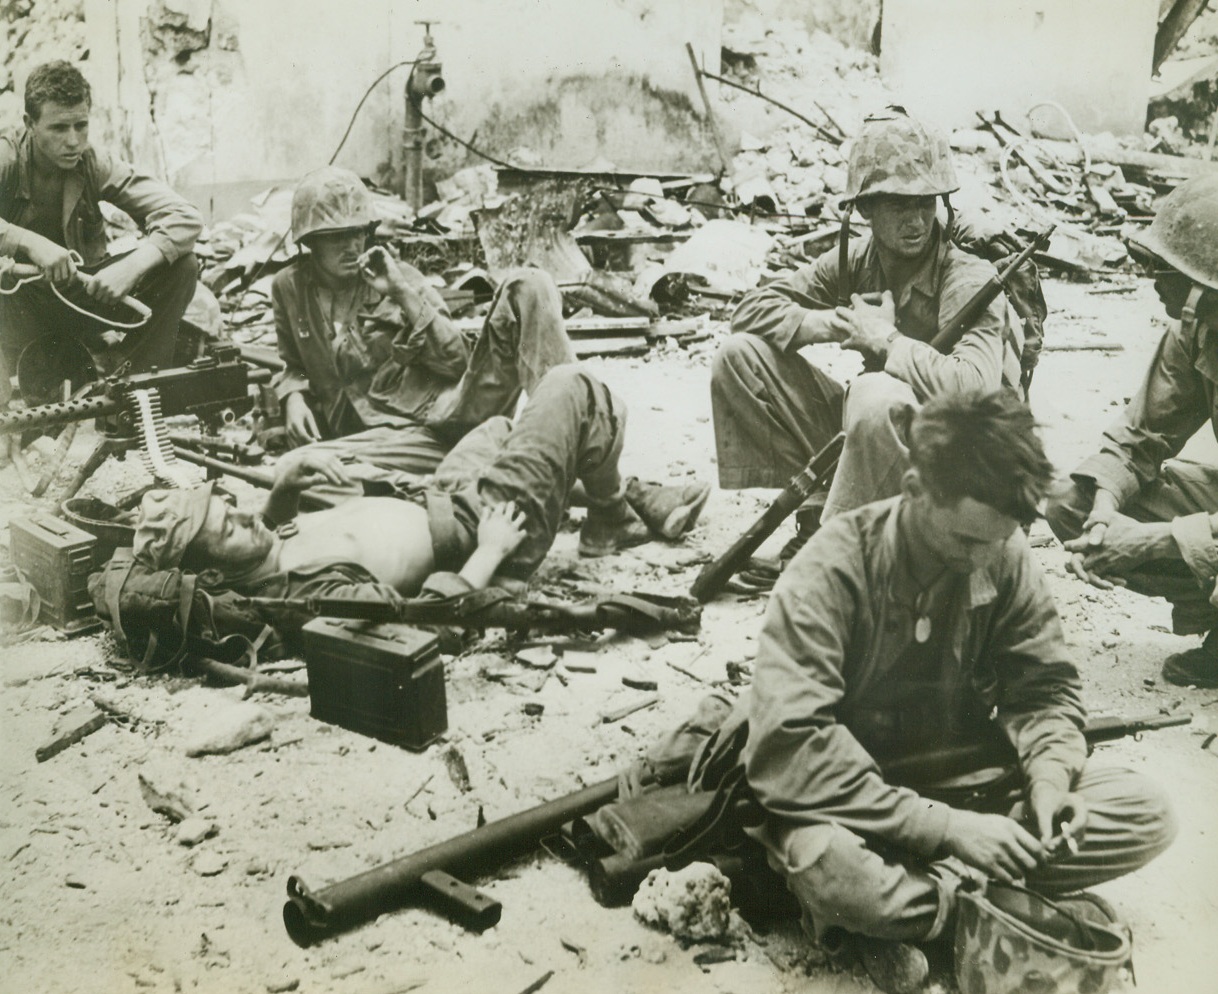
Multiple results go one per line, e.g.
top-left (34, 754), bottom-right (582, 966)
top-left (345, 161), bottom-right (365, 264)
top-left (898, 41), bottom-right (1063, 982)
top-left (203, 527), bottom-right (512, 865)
top-left (2, 273), bottom-right (1216, 994)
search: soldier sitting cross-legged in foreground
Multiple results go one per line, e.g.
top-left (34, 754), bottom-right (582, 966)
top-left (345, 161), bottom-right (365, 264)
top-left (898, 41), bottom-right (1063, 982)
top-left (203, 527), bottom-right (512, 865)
top-left (131, 366), bottom-right (710, 612)
top-left (737, 390), bottom-right (1174, 993)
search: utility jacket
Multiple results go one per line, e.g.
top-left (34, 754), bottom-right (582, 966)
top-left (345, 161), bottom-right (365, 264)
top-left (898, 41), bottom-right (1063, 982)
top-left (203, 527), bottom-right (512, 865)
top-left (731, 227), bottom-right (1022, 399)
top-left (1073, 309), bottom-right (1218, 600)
top-left (0, 129), bottom-right (201, 266)
top-left (271, 257), bottom-right (471, 435)
top-left (743, 497), bottom-right (1087, 859)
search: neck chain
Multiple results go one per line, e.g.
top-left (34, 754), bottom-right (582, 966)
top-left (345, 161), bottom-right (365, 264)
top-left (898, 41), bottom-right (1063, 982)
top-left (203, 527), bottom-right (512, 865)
top-left (899, 510), bottom-right (950, 644)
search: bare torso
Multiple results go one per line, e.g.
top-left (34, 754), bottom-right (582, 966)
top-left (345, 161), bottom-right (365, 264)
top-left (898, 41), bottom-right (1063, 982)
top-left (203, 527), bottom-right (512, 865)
top-left (276, 497), bottom-right (435, 594)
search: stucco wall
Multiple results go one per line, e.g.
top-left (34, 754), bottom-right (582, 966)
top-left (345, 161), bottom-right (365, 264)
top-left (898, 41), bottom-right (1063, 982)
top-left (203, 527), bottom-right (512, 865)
top-left (77, 0), bottom-right (723, 220)
top-left (880, 0), bottom-right (1161, 138)
top-left (724, 0), bottom-right (880, 49)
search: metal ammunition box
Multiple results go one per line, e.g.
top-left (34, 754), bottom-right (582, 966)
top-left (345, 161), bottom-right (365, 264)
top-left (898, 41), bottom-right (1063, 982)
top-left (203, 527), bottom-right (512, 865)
top-left (9, 514), bottom-right (100, 633)
top-left (301, 618), bottom-right (446, 750)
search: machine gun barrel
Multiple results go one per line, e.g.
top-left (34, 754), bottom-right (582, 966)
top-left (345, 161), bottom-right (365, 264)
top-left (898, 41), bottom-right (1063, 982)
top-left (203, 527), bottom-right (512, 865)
top-left (0, 393), bottom-right (116, 433)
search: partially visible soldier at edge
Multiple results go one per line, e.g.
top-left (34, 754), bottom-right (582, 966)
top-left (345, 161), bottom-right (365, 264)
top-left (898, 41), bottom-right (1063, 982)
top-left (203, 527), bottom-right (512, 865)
top-left (1047, 173), bottom-right (1218, 689)
top-left (271, 165), bottom-right (575, 478)
top-left (0, 60), bottom-right (202, 408)
top-left (710, 106), bottom-right (1024, 578)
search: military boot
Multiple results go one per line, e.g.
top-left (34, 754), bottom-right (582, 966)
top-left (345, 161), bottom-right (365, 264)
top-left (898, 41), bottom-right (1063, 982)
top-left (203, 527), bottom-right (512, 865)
top-left (578, 499), bottom-right (651, 558)
top-left (1162, 629), bottom-right (1218, 688)
top-left (854, 935), bottom-right (930, 994)
top-left (624, 477), bottom-right (711, 540)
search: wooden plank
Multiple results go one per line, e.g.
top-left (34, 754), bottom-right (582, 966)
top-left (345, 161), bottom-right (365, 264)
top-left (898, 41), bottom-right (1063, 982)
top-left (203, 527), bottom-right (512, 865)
top-left (36, 704), bottom-right (108, 762)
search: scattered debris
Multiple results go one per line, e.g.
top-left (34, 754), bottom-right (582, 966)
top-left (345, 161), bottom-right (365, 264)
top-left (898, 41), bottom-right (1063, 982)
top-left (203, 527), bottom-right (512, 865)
top-left (442, 744), bottom-right (473, 792)
top-left (191, 852), bottom-right (228, 877)
top-left (184, 702), bottom-right (276, 757)
top-left (35, 702), bottom-right (108, 762)
top-left (600, 694), bottom-right (660, 724)
top-left (176, 817), bottom-right (218, 847)
top-left (632, 862), bottom-right (733, 941)
top-left (138, 769), bottom-right (197, 823)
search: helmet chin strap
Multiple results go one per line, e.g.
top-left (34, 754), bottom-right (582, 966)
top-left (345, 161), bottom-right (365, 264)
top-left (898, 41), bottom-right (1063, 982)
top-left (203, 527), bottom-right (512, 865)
top-left (1182, 283), bottom-right (1204, 338)
top-left (837, 207), bottom-right (854, 307)
top-left (837, 193), bottom-right (953, 308)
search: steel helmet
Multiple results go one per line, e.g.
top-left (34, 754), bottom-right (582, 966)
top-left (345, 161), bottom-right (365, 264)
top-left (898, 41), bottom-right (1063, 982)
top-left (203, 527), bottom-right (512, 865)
top-left (954, 882), bottom-right (1131, 994)
top-left (1128, 174), bottom-right (1218, 291)
top-left (291, 166), bottom-right (377, 243)
top-left (844, 106), bottom-right (958, 204)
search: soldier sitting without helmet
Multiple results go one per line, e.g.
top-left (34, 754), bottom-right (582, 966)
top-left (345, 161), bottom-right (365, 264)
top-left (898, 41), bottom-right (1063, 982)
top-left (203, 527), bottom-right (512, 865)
top-left (711, 107), bottom-right (1026, 577)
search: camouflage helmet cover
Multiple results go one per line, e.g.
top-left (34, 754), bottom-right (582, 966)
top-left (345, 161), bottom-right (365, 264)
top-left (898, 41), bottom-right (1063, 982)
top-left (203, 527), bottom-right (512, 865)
top-left (954, 882), bottom-right (1131, 994)
top-left (844, 106), bottom-right (958, 204)
top-left (1128, 173), bottom-right (1218, 291)
top-left (291, 166), bottom-right (377, 243)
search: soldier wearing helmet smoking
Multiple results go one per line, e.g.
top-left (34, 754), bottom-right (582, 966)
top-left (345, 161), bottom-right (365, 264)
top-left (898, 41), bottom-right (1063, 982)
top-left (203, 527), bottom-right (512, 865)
top-left (272, 166), bottom-right (575, 476)
top-left (711, 107), bottom-right (1025, 571)
top-left (1047, 174), bottom-right (1218, 689)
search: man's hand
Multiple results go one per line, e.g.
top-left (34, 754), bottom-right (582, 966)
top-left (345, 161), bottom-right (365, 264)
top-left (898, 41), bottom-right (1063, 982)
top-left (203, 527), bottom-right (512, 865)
top-left (284, 392), bottom-right (322, 446)
top-left (84, 255), bottom-right (145, 306)
top-left (358, 245), bottom-right (411, 298)
top-left (835, 291), bottom-right (899, 362)
top-left (941, 809), bottom-right (1043, 883)
top-left (1063, 511), bottom-right (1175, 589)
top-left (1028, 781), bottom-right (1088, 858)
top-left (23, 234), bottom-right (78, 284)
top-left (475, 501), bottom-right (527, 558)
top-left (274, 449), bottom-right (353, 493)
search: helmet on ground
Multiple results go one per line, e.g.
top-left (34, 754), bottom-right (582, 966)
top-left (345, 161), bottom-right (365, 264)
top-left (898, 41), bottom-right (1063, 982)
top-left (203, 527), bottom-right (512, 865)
top-left (1128, 173), bottom-right (1218, 291)
top-left (954, 882), bottom-right (1132, 994)
top-left (844, 106), bottom-right (958, 204)
top-left (291, 166), bottom-right (377, 243)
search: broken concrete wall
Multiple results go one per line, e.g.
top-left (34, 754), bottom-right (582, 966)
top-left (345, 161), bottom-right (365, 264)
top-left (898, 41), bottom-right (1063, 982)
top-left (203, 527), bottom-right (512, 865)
top-left (0, 0), bottom-right (88, 127)
top-left (5, 0), bottom-right (723, 221)
top-left (880, 0), bottom-right (1162, 138)
top-left (724, 0), bottom-right (880, 51)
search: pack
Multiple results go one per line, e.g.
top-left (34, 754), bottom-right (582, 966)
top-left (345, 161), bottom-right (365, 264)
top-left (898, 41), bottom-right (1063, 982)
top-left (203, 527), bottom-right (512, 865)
top-left (87, 548), bottom-right (285, 674)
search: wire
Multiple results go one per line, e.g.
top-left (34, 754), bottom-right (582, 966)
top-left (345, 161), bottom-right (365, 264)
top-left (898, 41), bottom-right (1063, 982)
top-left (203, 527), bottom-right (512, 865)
top-left (415, 105), bottom-right (521, 170)
top-left (329, 60), bottom-right (416, 166)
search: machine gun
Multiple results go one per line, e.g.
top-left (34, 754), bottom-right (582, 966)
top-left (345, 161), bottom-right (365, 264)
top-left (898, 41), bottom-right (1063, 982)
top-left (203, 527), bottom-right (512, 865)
top-left (281, 709), bottom-right (1190, 945)
top-left (0, 344), bottom-right (270, 497)
top-left (243, 586), bottom-right (702, 638)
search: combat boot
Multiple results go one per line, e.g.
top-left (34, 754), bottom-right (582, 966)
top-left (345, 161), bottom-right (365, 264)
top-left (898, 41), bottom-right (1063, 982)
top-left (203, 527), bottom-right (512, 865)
top-left (624, 477), bottom-right (711, 540)
top-left (854, 935), bottom-right (930, 994)
top-left (1162, 628), bottom-right (1218, 688)
top-left (578, 500), bottom-right (651, 558)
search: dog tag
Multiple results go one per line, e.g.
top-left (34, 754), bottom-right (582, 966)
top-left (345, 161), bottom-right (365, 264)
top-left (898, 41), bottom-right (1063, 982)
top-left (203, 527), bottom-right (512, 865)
top-left (914, 616), bottom-right (932, 644)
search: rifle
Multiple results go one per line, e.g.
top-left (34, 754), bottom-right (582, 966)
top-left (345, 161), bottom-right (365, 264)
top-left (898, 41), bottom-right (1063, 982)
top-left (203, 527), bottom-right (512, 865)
top-left (244, 586), bottom-right (701, 637)
top-left (691, 227), bottom-right (1055, 603)
top-left (928, 225), bottom-right (1055, 354)
top-left (281, 710), bottom-right (1190, 945)
top-left (879, 711), bottom-right (1192, 789)
top-left (690, 432), bottom-right (843, 602)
